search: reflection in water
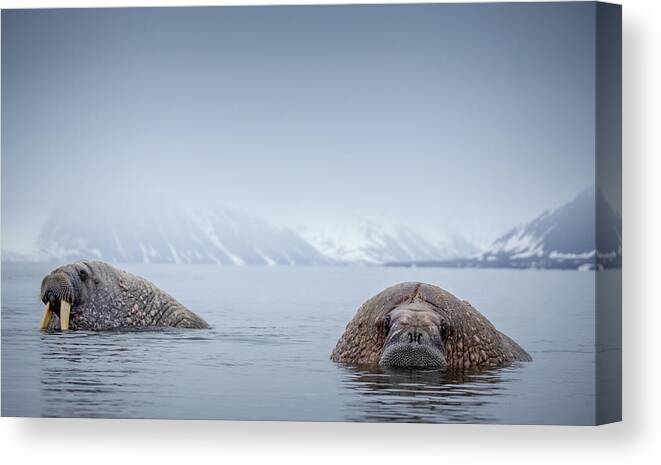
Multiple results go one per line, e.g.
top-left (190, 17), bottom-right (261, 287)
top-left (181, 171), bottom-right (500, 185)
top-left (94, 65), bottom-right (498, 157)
top-left (338, 364), bottom-right (517, 423)
top-left (38, 329), bottom-right (213, 418)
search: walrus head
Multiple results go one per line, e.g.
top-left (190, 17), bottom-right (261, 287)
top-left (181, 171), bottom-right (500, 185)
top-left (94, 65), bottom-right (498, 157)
top-left (40, 261), bottom-right (96, 330)
top-left (378, 301), bottom-right (451, 369)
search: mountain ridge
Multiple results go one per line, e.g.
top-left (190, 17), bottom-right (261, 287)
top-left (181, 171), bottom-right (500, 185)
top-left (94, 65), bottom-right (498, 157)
top-left (386, 186), bottom-right (621, 270)
top-left (2, 186), bottom-right (620, 270)
top-left (3, 207), bottom-right (476, 266)
top-left (27, 207), bottom-right (333, 266)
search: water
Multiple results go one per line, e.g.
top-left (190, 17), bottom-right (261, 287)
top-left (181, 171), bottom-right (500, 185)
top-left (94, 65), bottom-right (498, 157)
top-left (2, 263), bottom-right (599, 424)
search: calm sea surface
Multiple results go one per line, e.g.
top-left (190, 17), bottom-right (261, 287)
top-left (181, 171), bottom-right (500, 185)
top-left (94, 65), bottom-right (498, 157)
top-left (2, 263), bottom-right (600, 424)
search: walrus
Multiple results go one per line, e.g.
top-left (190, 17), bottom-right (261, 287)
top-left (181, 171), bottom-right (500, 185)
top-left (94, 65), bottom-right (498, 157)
top-left (331, 282), bottom-right (531, 369)
top-left (39, 260), bottom-right (208, 331)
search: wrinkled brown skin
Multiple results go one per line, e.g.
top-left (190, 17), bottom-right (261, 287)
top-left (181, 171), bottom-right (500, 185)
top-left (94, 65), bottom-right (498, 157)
top-left (331, 282), bottom-right (532, 369)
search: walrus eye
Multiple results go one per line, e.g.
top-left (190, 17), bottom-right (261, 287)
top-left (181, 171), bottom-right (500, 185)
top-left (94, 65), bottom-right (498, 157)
top-left (382, 316), bottom-right (391, 332)
top-left (441, 321), bottom-right (450, 339)
top-left (78, 269), bottom-right (88, 281)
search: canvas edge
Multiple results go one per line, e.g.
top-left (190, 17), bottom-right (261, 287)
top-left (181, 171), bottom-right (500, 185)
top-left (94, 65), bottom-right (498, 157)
top-left (595, 0), bottom-right (622, 426)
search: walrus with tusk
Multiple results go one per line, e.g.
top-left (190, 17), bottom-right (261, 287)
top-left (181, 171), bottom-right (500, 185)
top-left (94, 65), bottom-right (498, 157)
top-left (40, 260), bottom-right (209, 331)
top-left (331, 282), bottom-right (531, 369)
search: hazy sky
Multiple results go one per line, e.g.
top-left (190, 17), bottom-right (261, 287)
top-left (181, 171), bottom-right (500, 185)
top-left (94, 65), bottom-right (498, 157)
top-left (2, 3), bottom-right (597, 252)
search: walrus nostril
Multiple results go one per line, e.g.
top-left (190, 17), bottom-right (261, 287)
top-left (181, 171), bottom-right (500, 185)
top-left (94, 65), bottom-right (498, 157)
top-left (417, 333), bottom-right (422, 344)
top-left (408, 332), bottom-right (413, 343)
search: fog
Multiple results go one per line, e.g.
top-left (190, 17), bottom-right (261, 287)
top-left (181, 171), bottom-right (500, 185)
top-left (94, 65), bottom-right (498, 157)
top-left (2, 4), bottom-right (597, 253)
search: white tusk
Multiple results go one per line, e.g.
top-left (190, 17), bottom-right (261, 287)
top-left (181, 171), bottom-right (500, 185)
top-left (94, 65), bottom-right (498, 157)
top-left (60, 300), bottom-right (71, 331)
top-left (40, 302), bottom-right (54, 330)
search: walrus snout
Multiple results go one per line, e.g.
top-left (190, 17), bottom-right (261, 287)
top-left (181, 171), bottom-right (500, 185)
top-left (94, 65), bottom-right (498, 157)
top-left (40, 272), bottom-right (75, 331)
top-left (380, 326), bottom-right (446, 368)
top-left (380, 343), bottom-right (447, 368)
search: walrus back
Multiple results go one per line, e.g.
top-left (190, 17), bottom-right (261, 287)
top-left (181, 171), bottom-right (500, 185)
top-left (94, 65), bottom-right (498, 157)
top-left (497, 331), bottom-right (533, 362)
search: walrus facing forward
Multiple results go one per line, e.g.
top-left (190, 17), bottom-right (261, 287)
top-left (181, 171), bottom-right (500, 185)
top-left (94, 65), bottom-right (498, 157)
top-left (39, 261), bottom-right (208, 331)
top-left (331, 282), bottom-right (531, 369)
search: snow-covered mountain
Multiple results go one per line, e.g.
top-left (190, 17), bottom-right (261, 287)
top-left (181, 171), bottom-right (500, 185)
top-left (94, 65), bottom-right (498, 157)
top-left (4, 208), bottom-right (479, 266)
top-left (5, 187), bottom-right (618, 270)
top-left (390, 186), bottom-right (621, 270)
top-left (297, 219), bottom-right (477, 265)
top-left (29, 207), bottom-right (332, 266)
top-left (477, 186), bottom-right (621, 269)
